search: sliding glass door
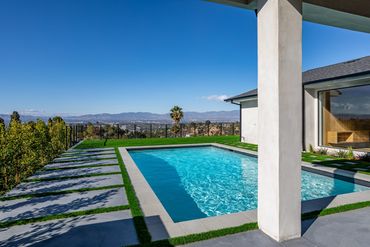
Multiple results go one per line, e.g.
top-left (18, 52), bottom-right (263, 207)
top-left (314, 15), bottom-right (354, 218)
top-left (319, 84), bottom-right (370, 149)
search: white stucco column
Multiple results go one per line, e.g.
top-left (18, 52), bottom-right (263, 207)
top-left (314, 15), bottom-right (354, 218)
top-left (257, 0), bottom-right (302, 242)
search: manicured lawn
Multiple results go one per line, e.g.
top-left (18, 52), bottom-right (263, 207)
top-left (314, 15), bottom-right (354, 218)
top-left (77, 136), bottom-right (369, 174)
top-left (76, 135), bottom-right (241, 148)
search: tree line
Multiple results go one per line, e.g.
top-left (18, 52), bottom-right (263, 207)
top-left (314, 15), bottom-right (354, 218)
top-left (0, 111), bottom-right (69, 194)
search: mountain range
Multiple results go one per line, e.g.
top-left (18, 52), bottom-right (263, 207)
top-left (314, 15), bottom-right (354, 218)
top-left (0, 110), bottom-right (240, 124)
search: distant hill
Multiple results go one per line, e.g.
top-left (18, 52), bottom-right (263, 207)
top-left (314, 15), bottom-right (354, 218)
top-left (0, 110), bottom-right (240, 124)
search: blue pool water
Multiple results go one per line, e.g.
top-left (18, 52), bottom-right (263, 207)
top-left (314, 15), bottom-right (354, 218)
top-left (129, 146), bottom-right (369, 222)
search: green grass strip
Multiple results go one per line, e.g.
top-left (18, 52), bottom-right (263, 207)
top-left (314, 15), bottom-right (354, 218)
top-left (128, 222), bottom-right (258, 247)
top-left (26, 172), bottom-right (122, 182)
top-left (0, 204), bottom-right (130, 229)
top-left (0, 184), bottom-right (124, 201)
top-left (169, 222), bottom-right (257, 246)
top-left (115, 147), bottom-right (152, 245)
top-left (76, 136), bottom-right (240, 149)
top-left (302, 201), bottom-right (370, 221)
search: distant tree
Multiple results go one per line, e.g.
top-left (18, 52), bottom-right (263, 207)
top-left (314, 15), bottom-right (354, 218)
top-left (10, 111), bottom-right (20, 124)
top-left (170, 106), bottom-right (184, 136)
top-left (190, 122), bottom-right (197, 136)
top-left (84, 123), bottom-right (96, 139)
top-left (47, 118), bottom-right (53, 127)
top-left (205, 120), bottom-right (211, 136)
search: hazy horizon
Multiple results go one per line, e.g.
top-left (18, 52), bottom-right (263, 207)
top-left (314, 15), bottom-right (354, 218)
top-left (1, 0), bottom-right (369, 115)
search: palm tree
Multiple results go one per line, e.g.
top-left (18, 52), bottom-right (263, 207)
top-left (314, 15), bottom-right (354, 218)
top-left (170, 106), bottom-right (184, 136)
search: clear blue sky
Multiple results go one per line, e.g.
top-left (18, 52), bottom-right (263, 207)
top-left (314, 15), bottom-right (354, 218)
top-left (1, 0), bottom-right (369, 115)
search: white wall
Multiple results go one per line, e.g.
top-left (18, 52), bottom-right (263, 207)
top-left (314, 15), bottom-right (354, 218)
top-left (240, 99), bottom-right (258, 144)
top-left (240, 89), bottom-right (319, 150)
top-left (304, 88), bottom-right (319, 150)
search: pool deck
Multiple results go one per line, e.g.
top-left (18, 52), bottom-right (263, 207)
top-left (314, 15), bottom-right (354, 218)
top-left (120, 143), bottom-right (370, 240)
top-left (183, 206), bottom-right (370, 247)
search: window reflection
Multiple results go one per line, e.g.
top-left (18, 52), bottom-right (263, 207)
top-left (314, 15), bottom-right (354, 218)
top-left (320, 85), bottom-right (370, 149)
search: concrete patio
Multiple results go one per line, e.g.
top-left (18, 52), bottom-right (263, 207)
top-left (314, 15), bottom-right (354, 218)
top-left (0, 147), bottom-right (139, 247)
top-left (184, 206), bottom-right (370, 247)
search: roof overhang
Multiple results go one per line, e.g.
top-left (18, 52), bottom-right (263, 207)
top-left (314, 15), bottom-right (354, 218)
top-left (304, 73), bottom-right (370, 90)
top-left (226, 95), bottom-right (258, 104)
top-left (209, 0), bottom-right (370, 33)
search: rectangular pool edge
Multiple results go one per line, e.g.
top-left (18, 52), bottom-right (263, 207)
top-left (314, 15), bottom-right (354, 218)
top-left (119, 143), bottom-right (370, 238)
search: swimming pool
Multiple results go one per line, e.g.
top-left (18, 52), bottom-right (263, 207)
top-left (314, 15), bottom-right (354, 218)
top-left (129, 146), bottom-right (369, 222)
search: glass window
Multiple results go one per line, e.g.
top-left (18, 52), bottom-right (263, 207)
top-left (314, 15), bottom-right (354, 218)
top-left (319, 84), bottom-right (370, 150)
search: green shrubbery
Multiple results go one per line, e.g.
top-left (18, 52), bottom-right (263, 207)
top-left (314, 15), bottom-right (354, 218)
top-left (0, 112), bottom-right (69, 194)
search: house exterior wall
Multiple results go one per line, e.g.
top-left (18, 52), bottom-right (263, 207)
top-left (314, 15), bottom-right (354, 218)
top-left (240, 99), bottom-right (258, 144)
top-left (240, 89), bottom-right (319, 150)
top-left (304, 88), bottom-right (319, 150)
top-left (239, 80), bottom-right (370, 152)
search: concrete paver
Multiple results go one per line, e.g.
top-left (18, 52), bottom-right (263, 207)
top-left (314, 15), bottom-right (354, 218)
top-left (60, 150), bottom-right (115, 157)
top-left (0, 210), bottom-right (138, 247)
top-left (28, 166), bottom-right (121, 180)
top-left (66, 148), bottom-right (114, 153)
top-left (0, 147), bottom-right (140, 247)
top-left (5, 174), bottom-right (123, 197)
top-left (45, 159), bottom-right (118, 169)
top-left (53, 154), bottom-right (116, 162)
top-left (0, 188), bottom-right (128, 222)
top-left (183, 207), bottom-right (370, 247)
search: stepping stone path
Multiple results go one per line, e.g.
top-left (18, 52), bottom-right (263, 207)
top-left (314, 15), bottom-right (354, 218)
top-left (344, 162), bottom-right (358, 165)
top-left (354, 168), bottom-right (368, 171)
top-left (329, 163), bottom-right (345, 167)
top-left (45, 158), bottom-right (119, 169)
top-left (53, 154), bottom-right (117, 162)
top-left (60, 150), bottom-right (115, 157)
top-left (5, 174), bottom-right (123, 197)
top-left (0, 147), bottom-right (139, 246)
top-left (28, 165), bottom-right (121, 180)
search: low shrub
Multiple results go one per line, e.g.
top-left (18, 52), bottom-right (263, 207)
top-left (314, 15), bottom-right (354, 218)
top-left (309, 144), bottom-right (315, 153)
top-left (317, 148), bottom-right (328, 155)
top-left (336, 149), bottom-right (348, 158)
top-left (346, 147), bottom-right (354, 160)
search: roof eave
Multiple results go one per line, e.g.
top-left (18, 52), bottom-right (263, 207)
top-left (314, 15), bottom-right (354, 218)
top-left (208, 0), bottom-right (370, 33)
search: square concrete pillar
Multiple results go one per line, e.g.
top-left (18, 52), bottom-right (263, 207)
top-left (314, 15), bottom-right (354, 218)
top-left (257, 0), bottom-right (302, 242)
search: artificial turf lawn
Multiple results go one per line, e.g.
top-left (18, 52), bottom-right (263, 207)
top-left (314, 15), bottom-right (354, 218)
top-left (115, 147), bottom-right (152, 245)
top-left (78, 136), bottom-right (369, 174)
top-left (76, 135), bottom-right (242, 149)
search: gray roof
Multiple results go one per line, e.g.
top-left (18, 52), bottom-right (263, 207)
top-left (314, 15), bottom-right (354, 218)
top-left (225, 89), bottom-right (257, 102)
top-left (303, 56), bottom-right (370, 84)
top-left (226, 56), bottom-right (370, 102)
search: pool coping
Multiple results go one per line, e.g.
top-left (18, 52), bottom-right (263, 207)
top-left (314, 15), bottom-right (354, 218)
top-left (119, 143), bottom-right (370, 238)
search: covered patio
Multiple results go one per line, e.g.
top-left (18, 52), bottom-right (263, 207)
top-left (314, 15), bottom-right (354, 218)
top-left (210, 0), bottom-right (370, 242)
